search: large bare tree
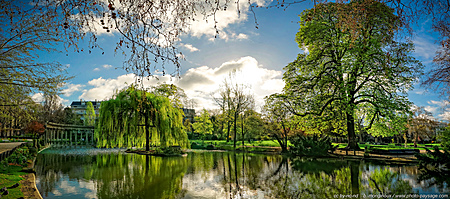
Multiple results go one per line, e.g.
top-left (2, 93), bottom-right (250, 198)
top-left (215, 71), bottom-right (254, 149)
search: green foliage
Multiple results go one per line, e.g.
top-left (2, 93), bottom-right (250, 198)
top-left (63, 107), bottom-right (83, 125)
top-left (0, 145), bottom-right (36, 167)
top-left (368, 113), bottom-right (408, 138)
top-left (156, 146), bottom-right (183, 155)
top-left (192, 109), bottom-right (213, 139)
top-left (96, 85), bottom-right (190, 149)
top-left (281, 1), bottom-right (423, 149)
top-left (264, 95), bottom-right (298, 152)
top-left (84, 101), bottom-right (96, 126)
top-left (290, 135), bottom-right (333, 156)
top-left (438, 126), bottom-right (450, 151)
top-left (190, 142), bottom-right (206, 149)
top-left (150, 83), bottom-right (188, 108)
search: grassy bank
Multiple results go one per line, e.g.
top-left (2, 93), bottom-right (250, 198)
top-left (189, 139), bottom-right (287, 153)
top-left (0, 144), bottom-right (37, 198)
top-left (190, 139), bottom-right (443, 153)
top-left (333, 143), bottom-right (442, 150)
top-left (190, 139), bottom-right (288, 147)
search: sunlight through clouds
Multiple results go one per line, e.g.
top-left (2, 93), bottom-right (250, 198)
top-left (78, 56), bottom-right (284, 111)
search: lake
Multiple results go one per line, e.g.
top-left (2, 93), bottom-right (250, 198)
top-left (35, 148), bottom-right (449, 199)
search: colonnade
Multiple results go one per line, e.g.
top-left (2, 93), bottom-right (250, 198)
top-left (44, 122), bottom-right (95, 147)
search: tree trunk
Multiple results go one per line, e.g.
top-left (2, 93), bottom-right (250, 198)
top-left (274, 134), bottom-right (287, 153)
top-left (346, 111), bottom-right (360, 150)
top-left (233, 113), bottom-right (237, 149)
top-left (145, 114), bottom-right (150, 151)
top-left (284, 133), bottom-right (288, 152)
top-left (241, 115), bottom-right (245, 148)
top-left (414, 131), bottom-right (418, 148)
top-left (404, 131), bottom-right (408, 148)
top-left (226, 120), bottom-right (230, 142)
top-left (350, 161), bottom-right (360, 195)
top-left (280, 123), bottom-right (288, 153)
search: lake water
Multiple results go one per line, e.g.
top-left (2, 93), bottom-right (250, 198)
top-left (35, 148), bottom-right (449, 199)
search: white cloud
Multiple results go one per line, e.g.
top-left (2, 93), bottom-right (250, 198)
top-left (31, 93), bottom-right (69, 105)
top-left (93, 64), bottom-right (113, 72)
top-left (428, 100), bottom-right (449, 107)
top-left (234, 33), bottom-right (248, 40)
top-left (61, 84), bottom-right (84, 97)
top-left (31, 93), bottom-right (44, 103)
top-left (424, 106), bottom-right (438, 115)
top-left (78, 56), bottom-right (284, 111)
top-left (180, 43), bottom-right (200, 52)
top-left (102, 64), bottom-right (113, 69)
top-left (188, 0), bottom-right (270, 41)
top-left (79, 74), bottom-right (172, 101)
top-left (439, 112), bottom-right (450, 121)
top-left (426, 100), bottom-right (450, 121)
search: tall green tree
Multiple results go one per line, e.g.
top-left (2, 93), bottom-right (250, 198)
top-left (150, 83), bottom-right (189, 108)
top-left (241, 110), bottom-right (265, 142)
top-left (192, 109), bottom-right (214, 140)
top-left (96, 85), bottom-right (189, 150)
top-left (84, 101), bottom-right (96, 126)
top-left (264, 94), bottom-right (299, 152)
top-left (281, 1), bottom-right (423, 149)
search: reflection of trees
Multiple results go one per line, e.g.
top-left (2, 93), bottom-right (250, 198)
top-left (365, 168), bottom-right (413, 195)
top-left (265, 160), bottom-right (356, 198)
top-left (36, 150), bottom-right (433, 198)
top-left (416, 147), bottom-right (450, 192)
top-left (266, 159), bottom-right (416, 198)
top-left (36, 152), bottom-right (188, 199)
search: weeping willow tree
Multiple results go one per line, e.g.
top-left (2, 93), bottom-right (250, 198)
top-left (96, 86), bottom-right (189, 151)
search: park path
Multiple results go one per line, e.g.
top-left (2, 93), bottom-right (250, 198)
top-left (0, 142), bottom-right (26, 161)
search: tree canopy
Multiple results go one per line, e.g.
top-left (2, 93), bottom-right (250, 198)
top-left (96, 86), bottom-right (189, 150)
top-left (84, 101), bottom-right (96, 126)
top-left (280, 1), bottom-right (423, 149)
top-left (192, 109), bottom-right (214, 140)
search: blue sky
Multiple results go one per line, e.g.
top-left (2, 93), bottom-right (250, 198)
top-left (33, 0), bottom-right (449, 121)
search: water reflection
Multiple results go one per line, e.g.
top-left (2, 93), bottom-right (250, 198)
top-left (35, 148), bottom-right (448, 199)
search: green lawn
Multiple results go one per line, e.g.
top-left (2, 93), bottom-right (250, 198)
top-left (0, 164), bottom-right (29, 198)
top-left (190, 139), bottom-right (443, 152)
top-left (190, 139), bottom-right (289, 147)
top-left (332, 143), bottom-right (442, 150)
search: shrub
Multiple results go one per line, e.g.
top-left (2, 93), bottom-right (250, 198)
top-left (160, 146), bottom-right (183, 155)
top-left (438, 127), bottom-right (450, 151)
top-left (290, 135), bottom-right (333, 156)
top-left (1, 145), bottom-right (35, 167)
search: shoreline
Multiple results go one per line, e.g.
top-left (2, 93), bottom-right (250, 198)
top-left (22, 145), bottom-right (51, 199)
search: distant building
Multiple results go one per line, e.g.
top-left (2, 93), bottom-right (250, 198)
top-left (181, 108), bottom-right (195, 123)
top-left (70, 100), bottom-right (102, 116)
